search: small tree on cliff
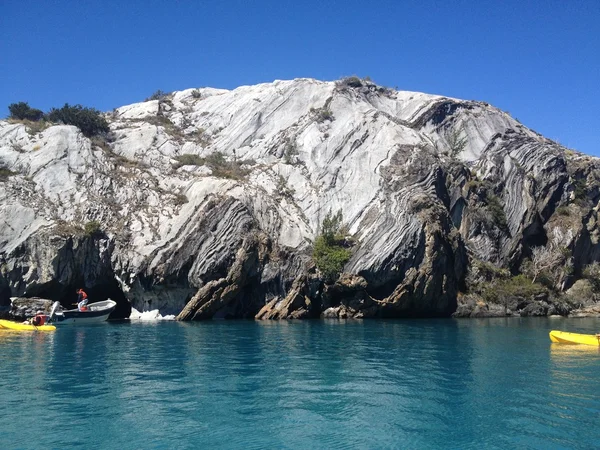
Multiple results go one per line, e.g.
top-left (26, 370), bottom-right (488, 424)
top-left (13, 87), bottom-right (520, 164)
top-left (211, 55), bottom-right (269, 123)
top-left (522, 228), bottom-right (574, 290)
top-left (313, 210), bottom-right (351, 282)
top-left (46, 103), bottom-right (109, 137)
top-left (8, 102), bottom-right (44, 121)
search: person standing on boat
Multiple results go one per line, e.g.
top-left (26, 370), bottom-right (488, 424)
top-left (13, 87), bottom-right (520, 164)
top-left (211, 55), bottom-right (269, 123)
top-left (76, 288), bottom-right (89, 311)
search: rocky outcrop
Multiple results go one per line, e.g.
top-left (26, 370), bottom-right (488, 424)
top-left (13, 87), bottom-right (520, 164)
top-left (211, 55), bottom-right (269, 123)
top-left (256, 274), bottom-right (319, 319)
top-left (4, 297), bottom-right (54, 321)
top-left (176, 231), bottom-right (270, 320)
top-left (1, 78), bottom-right (599, 319)
top-left (569, 305), bottom-right (600, 318)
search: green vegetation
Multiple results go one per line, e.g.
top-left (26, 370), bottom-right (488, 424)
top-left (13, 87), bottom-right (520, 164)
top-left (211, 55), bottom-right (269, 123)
top-left (571, 177), bottom-right (587, 203)
top-left (486, 194), bottom-right (508, 231)
top-left (582, 262), bottom-right (600, 292)
top-left (465, 176), bottom-right (509, 232)
top-left (276, 175), bottom-right (295, 199)
top-left (173, 151), bottom-right (253, 180)
top-left (8, 102), bottom-right (44, 121)
top-left (174, 193), bottom-right (189, 206)
top-left (283, 139), bottom-right (299, 164)
top-left (146, 90), bottom-right (169, 101)
top-left (84, 220), bottom-right (102, 237)
top-left (448, 127), bottom-right (468, 155)
top-left (339, 76), bottom-right (363, 88)
top-left (173, 153), bottom-right (204, 168)
top-left (521, 244), bottom-right (573, 291)
top-left (482, 274), bottom-right (547, 304)
top-left (191, 89), bottom-right (202, 99)
top-left (24, 120), bottom-right (51, 136)
top-left (53, 220), bottom-right (84, 237)
top-left (188, 127), bottom-right (211, 147)
top-left (471, 259), bottom-right (510, 282)
top-left (311, 107), bottom-right (334, 123)
top-left (47, 104), bottom-right (109, 137)
top-left (0, 166), bottom-right (17, 181)
top-left (312, 211), bottom-right (352, 282)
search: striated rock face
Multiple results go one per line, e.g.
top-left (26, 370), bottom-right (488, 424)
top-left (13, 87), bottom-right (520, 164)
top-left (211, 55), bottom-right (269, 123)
top-left (176, 231), bottom-right (270, 320)
top-left (1, 78), bottom-right (599, 319)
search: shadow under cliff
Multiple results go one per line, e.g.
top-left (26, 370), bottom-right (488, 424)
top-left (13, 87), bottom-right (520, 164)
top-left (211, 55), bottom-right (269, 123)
top-left (23, 278), bottom-right (130, 319)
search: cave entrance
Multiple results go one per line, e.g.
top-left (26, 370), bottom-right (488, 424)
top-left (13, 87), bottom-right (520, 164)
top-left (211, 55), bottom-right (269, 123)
top-left (25, 277), bottom-right (130, 319)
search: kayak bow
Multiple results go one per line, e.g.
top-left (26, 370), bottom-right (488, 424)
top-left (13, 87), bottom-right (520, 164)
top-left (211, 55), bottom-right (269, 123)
top-left (549, 330), bottom-right (600, 346)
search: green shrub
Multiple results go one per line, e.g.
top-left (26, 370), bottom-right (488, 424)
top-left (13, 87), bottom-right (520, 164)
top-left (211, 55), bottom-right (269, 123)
top-left (84, 220), bottom-right (102, 237)
top-left (205, 152), bottom-right (253, 180)
top-left (145, 114), bottom-right (174, 128)
top-left (471, 259), bottom-right (509, 282)
top-left (8, 102), bottom-right (44, 121)
top-left (188, 128), bottom-right (211, 147)
top-left (0, 166), bottom-right (17, 182)
top-left (312, 107), bottom-right (334, 123)
top-left (572, 177), bottom-right (587, 202)
top-left (90, 135), bottom-right (112, 153)
top-left (582, 262), bottom-right (600, 292)
top-left (47, 104), bottom-right (109, 137)
top-left (448, 127), bottom-right (468, 155)
top-left (276, 175), bottom-right (295, 199)
top-left (191, 89), bottom-right (202, 99)
top-left (146, 90), bottom-right (169, 101)
top-left (54, 220), bottom-right (84, 236)
top-left (312, 211), bottom-right (351, 282)
top-left (482, 275), bottom-right (546, 304)
top-left (173, 153), bottom-right (204, 168)
top-left (340, 76), bottom-right (363, 88)
top-left (23, 119), bottom-right (50, 136)
top-left (313, 238), bottom-right (351, 282)
top-left (283, 140), bottom-right (298, 164)
top-left (174, 193), bottom-right (188, 206)
top-left (173, 152), bottom-right (252, 180)
top-left (486, 194), bottom-right (508, 231)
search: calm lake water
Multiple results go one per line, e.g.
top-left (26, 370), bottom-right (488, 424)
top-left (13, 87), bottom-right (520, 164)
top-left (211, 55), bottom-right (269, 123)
top-left (1, 317), bottom-right (600, 449)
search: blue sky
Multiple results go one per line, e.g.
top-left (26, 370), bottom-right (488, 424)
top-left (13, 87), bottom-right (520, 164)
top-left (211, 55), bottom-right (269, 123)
top-left (1, 0), bottom-right (598, 155)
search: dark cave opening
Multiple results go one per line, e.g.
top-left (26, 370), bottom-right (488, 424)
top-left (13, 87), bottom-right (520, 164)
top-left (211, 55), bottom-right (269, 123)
top-left (24, 277), bottom-right (131, 319)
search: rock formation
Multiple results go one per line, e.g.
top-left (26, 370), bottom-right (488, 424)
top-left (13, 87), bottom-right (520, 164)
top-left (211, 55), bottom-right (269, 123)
top-left (1, 77), bottom-right (599, 319)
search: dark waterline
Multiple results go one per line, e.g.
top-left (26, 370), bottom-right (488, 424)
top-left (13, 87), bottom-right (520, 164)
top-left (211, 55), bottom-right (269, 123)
top-left (2, 317), bottom-right (600, 449)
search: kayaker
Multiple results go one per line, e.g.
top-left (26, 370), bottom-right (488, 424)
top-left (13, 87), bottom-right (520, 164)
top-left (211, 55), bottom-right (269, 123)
top-left (31, 311), bottom-right (47, 326)
top-left (76, 288), bottom-right (89, 311)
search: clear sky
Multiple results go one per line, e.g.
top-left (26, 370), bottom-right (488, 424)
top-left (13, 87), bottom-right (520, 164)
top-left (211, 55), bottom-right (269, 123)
top-left (1, 0), bottom-right (598, 155)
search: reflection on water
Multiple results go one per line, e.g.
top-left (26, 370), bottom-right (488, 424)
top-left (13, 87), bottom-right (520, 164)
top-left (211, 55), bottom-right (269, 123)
top-left (2, 318), bottom-right (600, 449)
top-left (551, 343), bottom-right (600, 361)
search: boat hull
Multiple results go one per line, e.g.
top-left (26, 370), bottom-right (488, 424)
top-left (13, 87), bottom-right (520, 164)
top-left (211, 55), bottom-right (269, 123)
top-left (54, 312), bottom-right (113, 324)
top-left (52, 299), bottom-right (117, 325)
top-left (0, 319), bottom-right (56, 332)
top-left (549, 330), bottom-right (600, 346)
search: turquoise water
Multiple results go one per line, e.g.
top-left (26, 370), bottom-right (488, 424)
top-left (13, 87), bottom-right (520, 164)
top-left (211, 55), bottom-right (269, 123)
top-left (1, 318), bottom-right (600, 449)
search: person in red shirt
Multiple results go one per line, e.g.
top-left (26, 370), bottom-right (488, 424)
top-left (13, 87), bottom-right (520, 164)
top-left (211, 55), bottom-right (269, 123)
top-left (76, 288), bottom-right (89, 311)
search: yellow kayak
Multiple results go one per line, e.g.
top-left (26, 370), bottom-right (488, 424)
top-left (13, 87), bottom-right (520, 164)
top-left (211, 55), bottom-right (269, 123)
top-left (549, 330), bottom-right (600, 346)
top-left (0, 319), bottom-right (56, 332)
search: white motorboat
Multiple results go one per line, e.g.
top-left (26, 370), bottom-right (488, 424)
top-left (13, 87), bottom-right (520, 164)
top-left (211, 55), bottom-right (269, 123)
top-left (50, 299), bottom-right (117, 324)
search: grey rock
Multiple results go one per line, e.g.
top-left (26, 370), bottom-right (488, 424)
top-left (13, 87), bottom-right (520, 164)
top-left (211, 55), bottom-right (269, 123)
top-left (7, 297), bottom-right (54, 321)
top-left (520, 301), bottom-right (549, 317)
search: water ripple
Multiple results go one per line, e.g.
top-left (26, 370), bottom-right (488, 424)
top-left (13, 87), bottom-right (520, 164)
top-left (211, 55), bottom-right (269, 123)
top-left (2, 318), bottom-right (600, 449)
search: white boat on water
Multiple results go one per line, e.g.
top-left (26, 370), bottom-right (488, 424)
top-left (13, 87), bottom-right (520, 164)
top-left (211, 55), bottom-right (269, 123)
top-left (50, 299), bottom-right (117, 325)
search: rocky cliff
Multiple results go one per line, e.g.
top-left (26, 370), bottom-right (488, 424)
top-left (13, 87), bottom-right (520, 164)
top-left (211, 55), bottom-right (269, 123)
top-left (1, 78), bottom-right (599, 319)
